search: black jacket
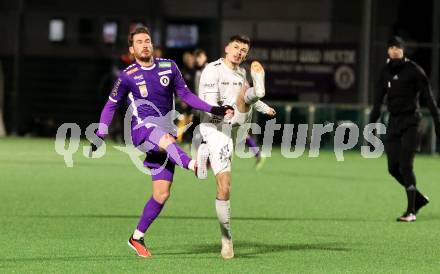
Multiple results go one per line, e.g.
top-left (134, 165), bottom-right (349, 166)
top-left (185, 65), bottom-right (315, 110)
top-left (369, 58), bottom-right (440, 133)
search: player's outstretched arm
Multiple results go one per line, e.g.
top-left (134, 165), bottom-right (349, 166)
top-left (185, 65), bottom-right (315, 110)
top-left (177, 88), bottom-right (233, 117)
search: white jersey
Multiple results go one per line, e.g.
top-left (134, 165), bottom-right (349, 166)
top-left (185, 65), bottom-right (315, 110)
top-left (199, 58), bottom-right (248, 125)
top-left (197, 58), bottom-right (272, 175)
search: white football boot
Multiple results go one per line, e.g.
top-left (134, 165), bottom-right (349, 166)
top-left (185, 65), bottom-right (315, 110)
top-left (221, 237), bottom-right (234, 259)
top-left (196, 143), bottom-right (209, 179)
top-left (250, 61), bottom-right (265, 98)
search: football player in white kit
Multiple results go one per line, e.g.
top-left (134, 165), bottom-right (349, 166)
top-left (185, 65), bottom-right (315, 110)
top-left (197, 34), bottom-right (273, 259)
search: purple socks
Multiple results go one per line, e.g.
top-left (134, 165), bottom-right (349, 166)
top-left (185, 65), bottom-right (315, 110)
top-left (246, 136), bottom-right (260, 157)
top-left (137, 197), bottom-right (164, 233)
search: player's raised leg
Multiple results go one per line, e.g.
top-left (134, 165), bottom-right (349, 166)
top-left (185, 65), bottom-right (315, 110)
top-left (239, 61), bottom-right (266, 110)
top-left (250, 60), bottom-right (266, 99)
top-left (233, 61), bottom-right (265, 124)
top-left (196, 142), bottom-right (210, 180)
top-left (138, 126), bottom-right (207, 179)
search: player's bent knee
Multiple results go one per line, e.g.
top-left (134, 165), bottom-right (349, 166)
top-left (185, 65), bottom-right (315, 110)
top-left (154, 191), bottom-right (170, 204)
top-left (164, 134), bottom-right (176, 143)
top-left (230, 110), bottom-right (250, 126)
top-left (159, 134), bottom-right (176, 149)
top-left (219, 183), bottom-right (230, 192)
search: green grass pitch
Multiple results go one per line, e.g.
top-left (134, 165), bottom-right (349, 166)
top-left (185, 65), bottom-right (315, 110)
top-left (1, 137), bottom-right (439, 273)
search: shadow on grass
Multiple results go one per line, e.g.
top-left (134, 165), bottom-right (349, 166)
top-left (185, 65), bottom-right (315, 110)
top-left (157, 241), bottom-right (352, 258)
top-left (0, 242), bottom-right (351, 264)
top-left (24, 214), bottom-right (387, 222)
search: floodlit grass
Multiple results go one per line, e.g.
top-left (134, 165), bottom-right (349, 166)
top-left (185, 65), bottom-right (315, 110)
top-left (1, 137), bottom-right (439, 273)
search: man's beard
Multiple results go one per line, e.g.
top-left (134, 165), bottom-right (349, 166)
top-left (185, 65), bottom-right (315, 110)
top-left (136, 53), bottom-right (152, 63)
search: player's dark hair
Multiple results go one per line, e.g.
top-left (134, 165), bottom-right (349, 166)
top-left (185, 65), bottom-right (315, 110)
top-left (228, 34), bottom-right (251, 46)
top-left (387, 36), bottom-right (405, 50)
top-left (128, 26), bottom-right (151, 47)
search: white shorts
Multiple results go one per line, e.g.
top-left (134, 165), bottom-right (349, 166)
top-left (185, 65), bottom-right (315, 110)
top-left (200, 124), bottom-right (233, 176)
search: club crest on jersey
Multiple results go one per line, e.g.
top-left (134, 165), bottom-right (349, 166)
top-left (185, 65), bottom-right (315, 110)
top-left (158, 62), bottom-right (172, 68)
top-left (139, 85), bottom-right (148, 97)
top-left (160, 76), bottom-right (170, 87)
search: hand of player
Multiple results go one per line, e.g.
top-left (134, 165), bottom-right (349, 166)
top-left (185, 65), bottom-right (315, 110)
top-left (266, 107), bottom-right (276, 117)
top-left (211, 105), bottom-right (234, 118)
top-left (88, 135), bottom-right (104, 157)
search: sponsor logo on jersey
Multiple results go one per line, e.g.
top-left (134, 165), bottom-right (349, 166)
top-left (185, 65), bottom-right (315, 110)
top-left (133, 74), bottom-right (144, 80)
top-left (111, 78), bottom-right (122, 97)
top-left (136, 81), bottom-right (146, 86)
top-left (126, 67), bottom-right (139, 75)
top-left (158, 62), bottom-right (172, 68)
top-left (139, 85), bottom-right (148, 97)
top-left (158, 69), bottom-right (172, 76)
top-left (160, 76), bottom-right (170, 86)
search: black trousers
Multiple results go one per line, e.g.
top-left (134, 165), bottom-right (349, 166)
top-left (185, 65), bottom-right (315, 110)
top-left (385, 113), bottom-right (421, 188)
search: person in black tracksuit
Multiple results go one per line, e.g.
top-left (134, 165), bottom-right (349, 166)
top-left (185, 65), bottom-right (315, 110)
top-left (369, 36), bottom-right (440, 222)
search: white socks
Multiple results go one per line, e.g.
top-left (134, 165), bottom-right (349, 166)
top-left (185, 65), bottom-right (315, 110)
top-left (244, 87), bottom-right (259, 104)
top-left (188, 159), bottom-right (196, 171)
top-left (133, 229), bottom-right (145, 240)
top-left (215, 199), bottom-right (232, 239)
